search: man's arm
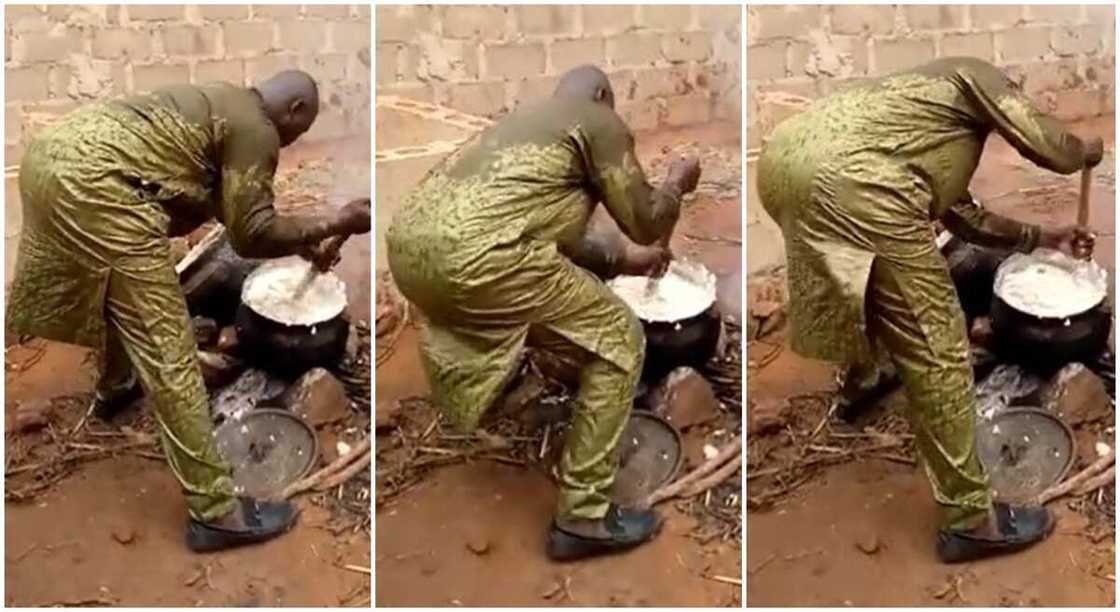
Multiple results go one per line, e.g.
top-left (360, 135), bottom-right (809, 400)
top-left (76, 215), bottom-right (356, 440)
top-left (565, 215), bottom-right (626, 279)
top-left (562, 210), bottom-right (673, 279)
top-left (954, 60), bottom-right (1096, 174)
top-left (941, 193), bottom-right (1040, 253)
top-left (220, 170), bottom-right (341, 259)
top-left (576, 107), bottom-right (690, 246)
top-left (218, 124), bottom-right (347, 258)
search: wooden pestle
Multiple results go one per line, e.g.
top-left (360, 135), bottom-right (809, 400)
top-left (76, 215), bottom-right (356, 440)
top-left (643, 233), bottom-right (673, 295)
top-left (1076, 166), bottom-right (1093, 260)
top-left (293, 233), bottom-right (350, 298)
top-left (644, 162), bottom-right (689, 292)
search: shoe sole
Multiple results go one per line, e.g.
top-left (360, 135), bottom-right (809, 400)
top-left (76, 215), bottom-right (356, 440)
top-left (545, 520), bottom-right (662, 562)
top-left (936, 512), bottom-right (1056, 563)
top-left (187, 512), bottom-right (299, 553)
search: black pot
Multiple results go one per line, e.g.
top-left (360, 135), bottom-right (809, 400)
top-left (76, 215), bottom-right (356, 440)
top-left (181, 239), bottom-right (261, 325)
top-left (234, 303), bottom-right (350, 379)
top-left (640, 304), bottom-right (722, 382)
top-left (943, 236), bottom-right (1012, 321)
top-left (989, 295), bottom-right (1111, 373)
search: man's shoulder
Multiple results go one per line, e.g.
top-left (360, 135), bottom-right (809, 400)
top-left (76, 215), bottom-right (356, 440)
top-left (504, 97), bottom-right (629, 138)
top-left (199, 85), bottom-right (276, 144)
top-left (197, 82), bottom-right (260, 112)
top-left (140, 81), bottom-right (241, 103)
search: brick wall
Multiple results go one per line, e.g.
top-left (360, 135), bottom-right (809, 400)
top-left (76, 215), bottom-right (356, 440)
top-left (376, 4), bottom-right (741, 131)
top-left (746, 4), bottom-right (1116, 274)
top-left (4, 3), bottom-right (372, 164)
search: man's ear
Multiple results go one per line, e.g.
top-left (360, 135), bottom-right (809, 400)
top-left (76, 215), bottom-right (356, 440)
top-left (288, 98), bottom-right (304, 117)
top-left (595, 87), bottom-right (607, 103)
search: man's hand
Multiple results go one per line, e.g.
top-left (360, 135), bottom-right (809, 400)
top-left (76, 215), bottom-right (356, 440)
top-left (298, 240), bottom-right (341, 272)
top-left (620, 244), bottom-right (672, 277)
top-left (337, 198), bottom-right (372, 235)
top-left (1039, 225), bottom-right (1095, 259)
top-left (1084, 137), bottom-right (1104, 168)
top-left (667, 156), bottom-right (701, 195)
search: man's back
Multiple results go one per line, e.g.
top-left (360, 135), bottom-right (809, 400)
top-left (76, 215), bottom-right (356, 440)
top-left (762, 57), bottom-right (1085, 218)
top-left (389, 96), bottom-right (631, 260)
top-left (26, 82), bottom-right (279, 227)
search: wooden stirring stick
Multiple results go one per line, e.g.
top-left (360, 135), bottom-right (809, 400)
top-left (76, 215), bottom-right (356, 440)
top-left (1076, 166), bottom-right (1093, 260)
top-left (293, 233), bottom-right (350, 298)
top-left (644, 233), bottom-right (672, 295)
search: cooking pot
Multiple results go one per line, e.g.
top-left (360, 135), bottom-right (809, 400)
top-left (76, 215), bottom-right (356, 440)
top-left (607, 260), bottom-right (721, 382)
top-left (989, 297), bottom-right (1110, 372)
top-left (179, 232), bottom-right (261, 325)
top-left (235, 256), bottom-right (351, 378)
top-left (640, 305), bottom-right (722, 381)
top-left (989, 250), bottom-right (1111, 373)
top-left (941, 234), bottom-right (1012, 321)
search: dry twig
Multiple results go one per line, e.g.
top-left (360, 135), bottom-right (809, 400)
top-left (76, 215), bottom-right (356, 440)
top-left (1037, 452), bottom-right (1115, 505)
top-left (317, 450), bottom-right (372, 491)
top-left (282, 437), bottom-right (372, 499)
top-left (646, 437), bottom-right (740, 506)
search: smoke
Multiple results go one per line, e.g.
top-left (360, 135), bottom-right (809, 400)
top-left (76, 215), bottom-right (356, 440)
top-left (324, 66), bottom-right (372, 323)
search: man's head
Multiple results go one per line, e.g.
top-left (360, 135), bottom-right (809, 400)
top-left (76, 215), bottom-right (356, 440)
top-left (256, 70), bottom-right (319, 147)
top-left (553, 65), bottom-right (614, 109)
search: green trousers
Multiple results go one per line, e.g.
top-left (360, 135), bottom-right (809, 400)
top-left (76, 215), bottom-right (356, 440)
top-left (525, 327), bottom-right (638, 520)
top-left (7, 108), bottom-right (238, 523)
top-left (858, 255), bottom-right (992, 530)
top-left (394, 241), bottom-right (644, 522)
top-left (96, 263), bottom-right (237, 522)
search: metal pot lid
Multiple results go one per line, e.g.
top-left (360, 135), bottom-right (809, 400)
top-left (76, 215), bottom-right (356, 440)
top-left (976, 407), bottom-right (1075, 502)
top-left (606, 259), bottom-right (718, 323)
top-left (609, 411), bottom-right (684, 506)
top-left (214, 408), bottom-right (318, 498)
top-left (994, 249), bottom-right (1107, 319)
top-left (241, 256), bottom-right (348, 326)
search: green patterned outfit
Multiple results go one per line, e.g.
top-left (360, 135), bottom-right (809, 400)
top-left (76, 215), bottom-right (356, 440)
top-left (387, 98), bottom-right (680, 520)
top-left (8, 83), bottom-right (338, 521)
top-left (758, 58), bottom-right (1092, 529)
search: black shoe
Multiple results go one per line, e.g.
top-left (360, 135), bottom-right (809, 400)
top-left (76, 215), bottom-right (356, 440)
top-left (91, 380), bottom-right (144, 421)
top-left (186, 497), bottom-right (299, 553)
top-left (936, 502), bottom-right (1055, 563)
top-left (834, 374), bottom-right (901, 424)
top-left (546, 504), bottom-right (659, 561)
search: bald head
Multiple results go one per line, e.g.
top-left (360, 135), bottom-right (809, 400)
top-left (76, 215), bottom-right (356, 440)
top-left (256, 70), bottom-right (319, 146)
top-left (553, 65), bottom-right (615, 109)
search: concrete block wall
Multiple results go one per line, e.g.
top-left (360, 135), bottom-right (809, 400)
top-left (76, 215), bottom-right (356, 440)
top-left (376, 4), bottom-right (741, 131)
top-left (4, 3), bottom-right (372, 165)
top-left (746, 4), bottom-right (1116, 274)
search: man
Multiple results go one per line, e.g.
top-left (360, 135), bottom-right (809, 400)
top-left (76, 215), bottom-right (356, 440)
top-left (758, 57), bottom-right (1103, 563)
top-left (6, 70), bottom-right (371, 551)
top-left (386, 65), bottom-right (701, 560)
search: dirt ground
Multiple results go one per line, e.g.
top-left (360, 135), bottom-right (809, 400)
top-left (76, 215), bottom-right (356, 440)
top-left (745, 118), bottom-right (1116, 606)
top-left (3, 140), bottom-right (373, 607)
top-left (375, 123), bottom-right (744, 607)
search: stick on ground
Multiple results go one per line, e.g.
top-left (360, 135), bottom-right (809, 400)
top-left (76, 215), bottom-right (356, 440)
top-left (645, 436), bottom-right (741, 507)
top-left (677, 452), bottom-right (742, 500)
top-left (317, 450), bottom-right (372, 491)
top-left (1074, 466), bottom-right (1116, 497)
top-left (1037, 452), bottom-right (1115, 505)
top-left (281, 437), bottom-right (372, 499)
